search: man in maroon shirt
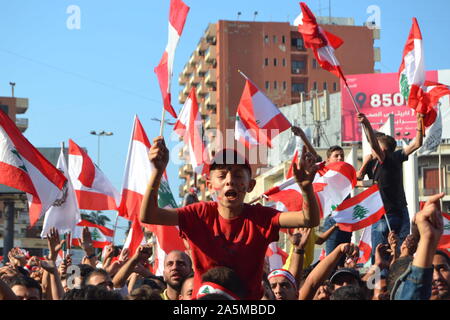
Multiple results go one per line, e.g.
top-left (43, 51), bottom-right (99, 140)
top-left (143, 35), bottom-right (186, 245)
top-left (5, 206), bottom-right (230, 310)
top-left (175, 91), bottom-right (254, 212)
top-left (140, 136), bottom-right (321, 299)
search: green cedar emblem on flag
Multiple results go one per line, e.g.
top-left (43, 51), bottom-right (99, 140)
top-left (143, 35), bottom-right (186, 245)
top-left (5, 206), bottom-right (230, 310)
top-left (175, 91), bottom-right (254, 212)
top-left (352, 205), bottom-right (369, 220)
top-left (444, 223), bottom-right (450, 231)
top-left (158, 178), bottom-right (178, 209)
top-left (11, 148), bottom-right (27, 172)
top-left (400, 73), bottom-right (410, 101)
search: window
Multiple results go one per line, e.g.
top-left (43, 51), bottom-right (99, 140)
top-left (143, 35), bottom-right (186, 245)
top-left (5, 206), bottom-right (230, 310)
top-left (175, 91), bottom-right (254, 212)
top-left (282, 58), bottom-right (286, 67)
top-left (291, 38), bottom-right (304, 50)
top-left (333, 82), bottom-right (338, 91)
top-left (265, 81), bottom-right (270, 90)
top-left (291, 60), bottom-right (305, 73)
top-left (313, 82), bottom-right (317, 90)
top-left (264, 35), bottom-right (269, 43)
top-left (265, 58), bottom-right (269, 66)
top-left (323, 82), bottom-right (327, 90)
top-left (274, 81), bottom-right (277, 90)
top-left (292, 83), bottom-right (306, 93)
top-left (274, 58), bottom-right (277, 66)
top-left (282, 35), bottom-right (286, 44)
top-left (312, 59), bottom-right (317, 69)
top-left (283, 81), bottom-right (287, 90)
top-left (273, 35), bottom-right (277, 44)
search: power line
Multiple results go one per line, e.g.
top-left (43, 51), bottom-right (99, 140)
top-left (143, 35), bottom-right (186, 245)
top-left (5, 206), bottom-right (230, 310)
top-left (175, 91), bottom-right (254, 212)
top-left (0, 48), bottom-right (162, 106)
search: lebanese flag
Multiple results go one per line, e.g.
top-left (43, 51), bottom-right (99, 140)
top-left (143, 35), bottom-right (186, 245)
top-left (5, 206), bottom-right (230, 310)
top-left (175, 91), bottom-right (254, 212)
top-left (154, 0), bottom-right (190, 118)
top-left (174, 88), bottom-right (209, 175)
top-left (398, 18), bottom-right (450, 127)
top-left (0, 111), bottom-right (67, 227)
top-left (235, 78), bottom-right (291, 148)
top-left (265, 242), bottom-right (288, 272)
top-left (68, 139), bottom-right (120, 211)
top-left (41, 146), bottom-right (81, 237)
top-left (357, 225), bottom-right (372, 265)
top-left (332, 185), bottom-right (385, 232)
top-left (118, 116), bottom-right (185, 269)
top-left (151, 176), bottom-right (186, 276)
top-left (118, 116), bottom-right (153, 221)
top-left (72, 219), bottom-right (114, 249)
top-left (296, 2), bottom-right (346, 80)
top-left (123, 215), bottom-right (146, 257)
top-left (265, 161), bottom-right (357, 219)
top-left (285, 150), bottom-right (299, 179)
top-left (438, 212), bottom-right (450, 249)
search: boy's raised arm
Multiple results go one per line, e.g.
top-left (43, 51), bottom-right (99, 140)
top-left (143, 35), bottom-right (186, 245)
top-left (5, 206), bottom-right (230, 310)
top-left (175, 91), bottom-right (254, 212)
top-left (140, 136), bottom-right (179, 226)
top-left (278, 146), bottom-right (320, 228)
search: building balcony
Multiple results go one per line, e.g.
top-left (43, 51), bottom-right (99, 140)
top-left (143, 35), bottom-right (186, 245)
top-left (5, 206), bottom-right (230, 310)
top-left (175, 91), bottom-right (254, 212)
top-left (189, 73), bottom-right (200, 86)
top-left (178, 73), bottom-right (188, 85)
top-left (15, 118), bottom-right (28, 132)
top-left (182, 63), bottom-right (194, 77)
top-left (205, 114), bottom-right (217, 130)
top-left (178, 166), bottom-right (187, 178)
top-left (196, 60), bottom-right (208, 74)
top-left (196, 81), bottom-right (207, 97)
top-left (205, 69), bottom-right (217, 86)
top-left (183, 85), bottom-right (191, 96)
top-left (205, 23), bottom-right (217, 44)
top-left (188, 52), bottom-right (198, 67)
top-left (205, 46), bottom-right (216, 64)
top-left (205, 91), bottom-right (217, 108)
top-left (197, 37), bottom-right (208, 52)
top-left (374, 47), bottom-right (381, 62)
top-left (179, 90), bottom-right (188, 104)
top-left (15, 98), bottom-right (29, 114)
top-left (182, 163), bottom-right (193, 175)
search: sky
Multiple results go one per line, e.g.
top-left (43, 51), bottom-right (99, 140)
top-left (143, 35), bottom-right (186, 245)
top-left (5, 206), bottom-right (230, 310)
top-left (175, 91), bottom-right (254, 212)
top-left (1, 0), bottom-right (450, 244)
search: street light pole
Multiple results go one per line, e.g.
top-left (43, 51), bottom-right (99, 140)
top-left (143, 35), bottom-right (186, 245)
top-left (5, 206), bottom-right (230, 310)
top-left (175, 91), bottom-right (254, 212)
top-left (90, 130), bottom-right (113, 168)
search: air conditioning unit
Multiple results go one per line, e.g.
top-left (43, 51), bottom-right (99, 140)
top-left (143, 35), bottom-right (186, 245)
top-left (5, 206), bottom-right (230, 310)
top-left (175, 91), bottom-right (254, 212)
top-left (446, 164), bottom-right (450, 173)
top-left (295, 68), bottom-right (301, 74)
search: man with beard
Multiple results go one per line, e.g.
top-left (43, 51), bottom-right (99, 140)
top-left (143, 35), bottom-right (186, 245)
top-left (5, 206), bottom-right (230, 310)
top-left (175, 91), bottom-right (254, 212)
top-left (161, 250), bottom-right (193, 300)
top-left (431, 250), bottom-right (450, 300)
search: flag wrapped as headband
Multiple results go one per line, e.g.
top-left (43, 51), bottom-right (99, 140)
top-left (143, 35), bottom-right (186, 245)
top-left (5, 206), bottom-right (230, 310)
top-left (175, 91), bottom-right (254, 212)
top-left (267, 269), bottom-right (297, 290)
top-left (196, 282), bottom-right (240, 300)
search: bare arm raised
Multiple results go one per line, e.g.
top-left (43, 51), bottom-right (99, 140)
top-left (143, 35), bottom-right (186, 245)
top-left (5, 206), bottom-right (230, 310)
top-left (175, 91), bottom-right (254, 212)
top-left (140, 136), bottom-right (179, 226)
top-left (278, 146), bottom-right (321, 228)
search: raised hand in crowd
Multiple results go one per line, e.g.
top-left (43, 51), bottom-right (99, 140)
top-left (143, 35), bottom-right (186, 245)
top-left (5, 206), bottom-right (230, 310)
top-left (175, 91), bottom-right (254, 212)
top-left (293, 146), bottom-right (318, 191)
top-left (400, 234), bottom-right (418, 258)
top-left (80, 227), bottom-right (97, 267)
top-left (113, 245), bottom-right (153, 289)
top-left (313, 281), bottom-right (333, 300)
top-left (388, 231), bottom-right (400, 264)
top-left (149, 136), bottom-right (170, 174)
top-left (392, 193), bottom-right (445, 300)
top-left (102, 245), bottom-right (115, 269)
top-left (288, 228), bottom-right (311, 285)
top-left (299, 243), bottom-right (359, 300)
top-left (7, 247), bottom-right (27, 268)
top-left (46, 228), bottom-right (65, 261)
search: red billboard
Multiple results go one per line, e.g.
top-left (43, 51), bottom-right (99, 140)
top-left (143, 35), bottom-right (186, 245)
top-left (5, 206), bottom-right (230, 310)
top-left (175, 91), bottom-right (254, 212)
top-left (341, 71), bottom-right (438, 142)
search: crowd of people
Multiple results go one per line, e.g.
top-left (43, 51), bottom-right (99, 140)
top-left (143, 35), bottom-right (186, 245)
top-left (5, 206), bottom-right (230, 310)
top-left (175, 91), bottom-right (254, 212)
top-left (0, 112), bottom-right (449, 301)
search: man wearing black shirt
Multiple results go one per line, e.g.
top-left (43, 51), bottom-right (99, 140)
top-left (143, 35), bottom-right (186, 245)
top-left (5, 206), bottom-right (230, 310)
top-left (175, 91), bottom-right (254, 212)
top-left (357, 112), bottom-right (424, 263)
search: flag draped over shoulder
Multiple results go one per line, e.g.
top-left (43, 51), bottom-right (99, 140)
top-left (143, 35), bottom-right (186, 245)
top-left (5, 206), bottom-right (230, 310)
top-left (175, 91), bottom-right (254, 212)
top-left (235, 78), bottom-right (291, 148)
top-left (41, 146), bottom-right (81, 237)
top-left (296, 2), bottom-right (346, 81)
top-left (399, 18), bottom-right (450, 127)
top-left (174, 88), bottom-right (209, 175)
top-left (154, 0), bottom-right (190, 118)
top-left (0, 111), bottom-right (67, 227)
top-left (332, 185), bottom-right (385, 232)
top-left (68, 139), bottom-right (120, 211)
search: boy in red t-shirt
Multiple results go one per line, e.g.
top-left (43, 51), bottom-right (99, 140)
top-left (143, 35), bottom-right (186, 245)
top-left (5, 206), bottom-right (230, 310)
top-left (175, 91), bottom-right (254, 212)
top-left (140, 137), bottom-right (321, 299)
